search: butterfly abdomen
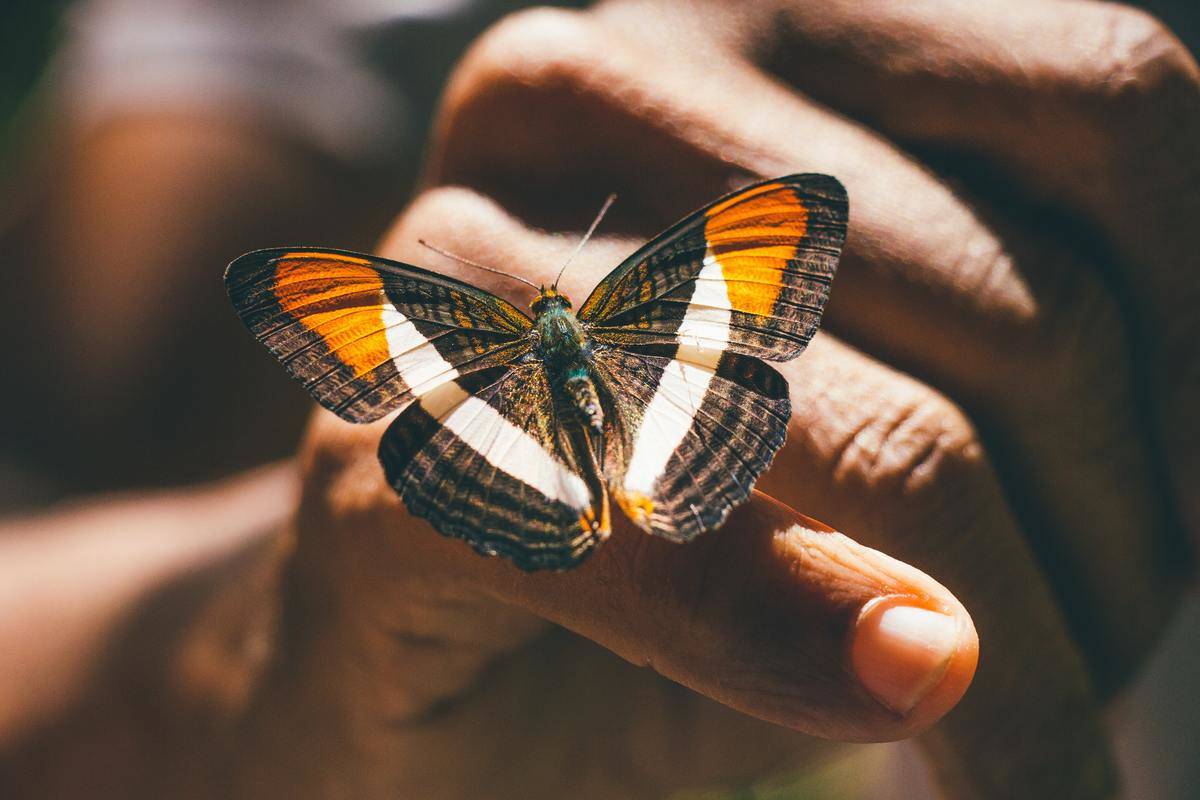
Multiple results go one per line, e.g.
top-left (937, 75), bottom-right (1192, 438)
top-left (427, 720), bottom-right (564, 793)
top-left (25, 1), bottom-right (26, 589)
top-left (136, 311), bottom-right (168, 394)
top-left (564, 369), bottom-right (604, 432)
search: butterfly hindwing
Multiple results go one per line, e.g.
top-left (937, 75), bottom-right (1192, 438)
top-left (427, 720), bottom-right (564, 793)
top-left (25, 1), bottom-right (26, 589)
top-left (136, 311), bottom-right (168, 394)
top-left (225, 248), bottom-right (533, 423)
top-left (379, 363), bottom-right (609, 571)
top-left (579, 174), bottom-right (846, 362)
top-left (592, 344), bottom-right (791, 542)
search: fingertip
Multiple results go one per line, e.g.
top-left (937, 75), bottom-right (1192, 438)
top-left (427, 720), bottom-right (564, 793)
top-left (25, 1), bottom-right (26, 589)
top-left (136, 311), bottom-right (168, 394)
top-left (851, 595), bottom-right (978, 735)
top-left (915, 600), bottom-right (979, 729)
top-left (431, 489), bottom-right (983, 743)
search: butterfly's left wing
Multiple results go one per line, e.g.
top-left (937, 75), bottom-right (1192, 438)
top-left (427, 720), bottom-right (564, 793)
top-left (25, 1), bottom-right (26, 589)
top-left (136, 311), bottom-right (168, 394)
top-left (592, 345), bottom-right (791, 541)
top-left (225, 248), bottom-right (533, 423)
top-left (379, 363), bottom-right (609, 571)
top-left (578, 174), bottom-right (846, 362)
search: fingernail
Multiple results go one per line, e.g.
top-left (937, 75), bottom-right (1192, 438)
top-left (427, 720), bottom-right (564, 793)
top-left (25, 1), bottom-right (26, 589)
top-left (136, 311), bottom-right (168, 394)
top-left (851, 600), bottom-right (960, 716)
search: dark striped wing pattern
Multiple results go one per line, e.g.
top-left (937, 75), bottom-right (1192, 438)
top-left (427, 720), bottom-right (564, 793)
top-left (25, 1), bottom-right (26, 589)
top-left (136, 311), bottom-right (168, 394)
top-left (592, 345), bottom-right (791, 542)
top-left (579, 174), bottom-right (847, 361)
top-left (226, 175), bottom-right (846, 570)
top-left (379, 364), bottom-right (609, 571)
top-left (571, 174), bottom-right (846, 540)
top-left (225, 248), bottom-right (533, 423)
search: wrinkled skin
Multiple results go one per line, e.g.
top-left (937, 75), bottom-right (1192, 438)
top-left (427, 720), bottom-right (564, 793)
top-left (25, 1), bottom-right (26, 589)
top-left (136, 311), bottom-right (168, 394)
top-left (7, 2), bottom-right (1195, 799)
top-left (227, 3), bottom-right (1200, 798)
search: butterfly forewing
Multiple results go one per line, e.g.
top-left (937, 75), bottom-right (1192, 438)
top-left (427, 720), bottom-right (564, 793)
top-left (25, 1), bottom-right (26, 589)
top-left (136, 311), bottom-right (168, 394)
top-left (225, 247), bottom-right (533, 422)
top-left (579, 174), bottom-right (847, 362)
top-left (379, 364), bottom-right (609, 571)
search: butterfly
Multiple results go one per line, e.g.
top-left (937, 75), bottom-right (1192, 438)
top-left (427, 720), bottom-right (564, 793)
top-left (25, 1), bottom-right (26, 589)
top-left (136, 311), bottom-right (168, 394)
top-left (225, 174), bottom-right (847, 570)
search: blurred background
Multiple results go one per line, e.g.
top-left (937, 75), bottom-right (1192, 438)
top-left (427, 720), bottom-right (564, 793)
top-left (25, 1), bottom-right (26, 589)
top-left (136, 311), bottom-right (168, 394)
top-left (0, 1), bottom-right (1197, 798)
top-left (0, 0), bottom-right (547, 500)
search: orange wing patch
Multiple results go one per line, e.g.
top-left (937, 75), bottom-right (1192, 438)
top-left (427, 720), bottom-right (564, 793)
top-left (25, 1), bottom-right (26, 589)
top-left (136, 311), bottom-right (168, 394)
top-left (270, 253), bottom-right (392, 379)
top-left (614, 489), bottom-right (655, 527)
top-left (704, 183), bottom-right (809, 317)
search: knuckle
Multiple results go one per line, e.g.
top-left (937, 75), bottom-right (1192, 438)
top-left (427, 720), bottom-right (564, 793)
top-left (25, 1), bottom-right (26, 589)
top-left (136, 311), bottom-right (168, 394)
top-left (451, 6), bottom-right (606, 96)
top-left (380, 187), bottom-right (544, 278)
top-left (391, 186), bottom-right (502, 244)
top-left (834, 388), bottom-right (985, 506)
top-left (1038, 7), bottom-right (1200, 196)
top-left (435, 7), bottom-right (634, 185)
top-left (1076, 7), bottom-right (1198, 108)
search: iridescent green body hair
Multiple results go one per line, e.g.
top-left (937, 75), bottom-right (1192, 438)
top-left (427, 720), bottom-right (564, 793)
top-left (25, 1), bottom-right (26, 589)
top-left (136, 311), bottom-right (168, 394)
top-left (531, 289), bottom-right (603, 431)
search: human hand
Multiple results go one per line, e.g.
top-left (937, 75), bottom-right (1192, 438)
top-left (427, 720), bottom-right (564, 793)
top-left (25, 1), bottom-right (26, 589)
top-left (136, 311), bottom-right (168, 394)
top-left (235, 2), bottom-right (1198, 798)
top-left (415, 0), bottom-right (1195, 795)
top-left (230, 191), bottom-right (986, 799)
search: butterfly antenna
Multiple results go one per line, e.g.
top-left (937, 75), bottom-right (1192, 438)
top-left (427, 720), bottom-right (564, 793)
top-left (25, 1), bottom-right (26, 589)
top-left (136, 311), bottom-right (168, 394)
top-left (417, 239), bottom-right (540, 291)
top-left (553, 193), bottom-right (617, 289)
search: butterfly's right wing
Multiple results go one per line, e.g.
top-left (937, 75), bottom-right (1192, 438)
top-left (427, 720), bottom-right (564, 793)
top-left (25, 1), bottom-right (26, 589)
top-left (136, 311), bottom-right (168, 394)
top-left (592, 344), bottom-right (791, 542)
top-left (579, 174), bottom-right (846, 363)
top-left (225, 247), bottom-right (533, 423)
top-left (379, 363), bottom-right (609, 571)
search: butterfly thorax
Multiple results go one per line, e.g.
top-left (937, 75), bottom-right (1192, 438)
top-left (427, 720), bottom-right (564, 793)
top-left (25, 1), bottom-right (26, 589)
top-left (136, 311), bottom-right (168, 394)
top-left (531, 290), bottom-right (584, 365)
top-left (531, 289), bottom-right (604, 432)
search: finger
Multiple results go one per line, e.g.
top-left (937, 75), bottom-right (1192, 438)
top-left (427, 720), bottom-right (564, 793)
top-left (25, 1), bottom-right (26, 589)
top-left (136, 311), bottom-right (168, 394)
top-left (287, 406), bottom-right (841, 800)
top-left (369, 186), bottom-right (1111, 797)
top-left (762, 336), bottom-right (1117, 800)
top-left (741, 0), bottom-right (1200, 549)
top-left (305, 410), bottom-right (977, 742)
top-left (433, 5), bottom-right (1183, 690)
top-left (299, 187), bottom-right (982, 743)
top-left (285, 408), bottom-right (919, 799)
top-left (746, 0), bottom-right (1198, 253)
top-left (531, 493), bottom-right (979, 740)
